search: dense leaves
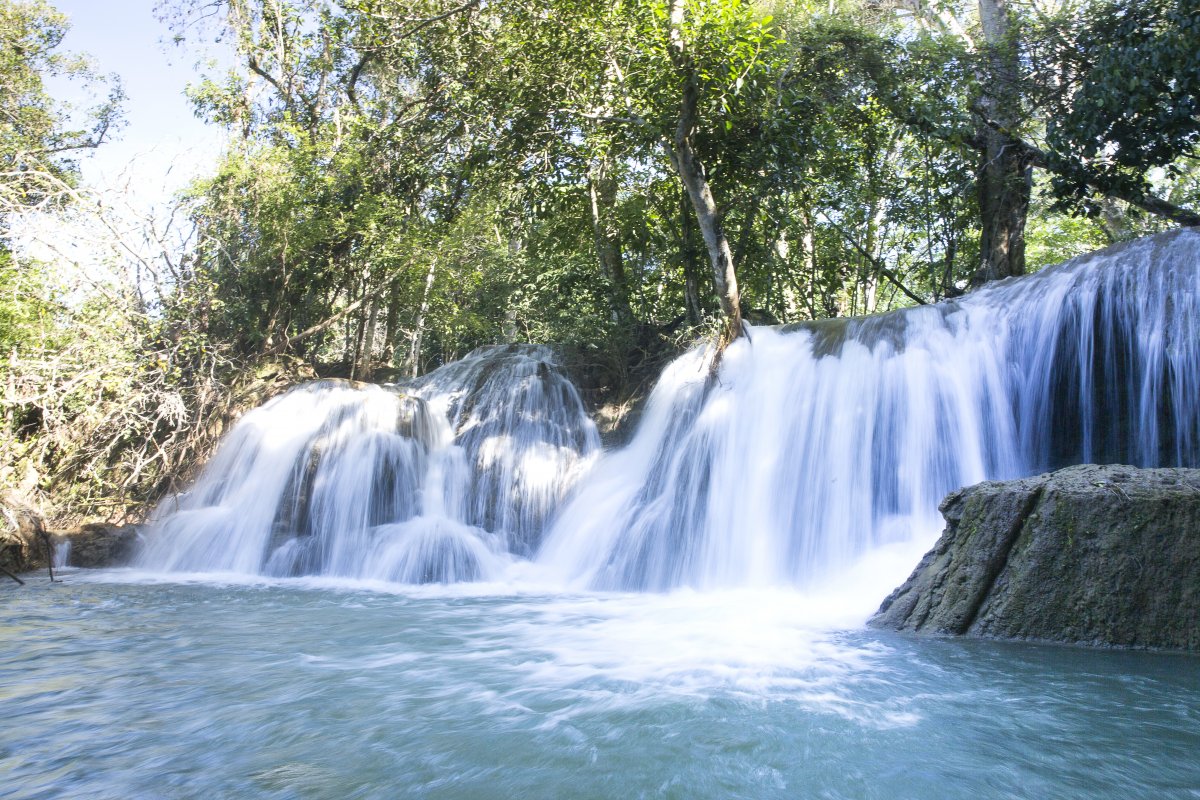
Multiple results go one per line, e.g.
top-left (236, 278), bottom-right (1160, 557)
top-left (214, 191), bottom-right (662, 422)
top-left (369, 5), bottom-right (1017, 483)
top-left (1043, 0), bottom-right (1200, 214)
top-left (145, 0), bottom-right (1200, 375)
top-left (0, 0), bottom-right (121, 220)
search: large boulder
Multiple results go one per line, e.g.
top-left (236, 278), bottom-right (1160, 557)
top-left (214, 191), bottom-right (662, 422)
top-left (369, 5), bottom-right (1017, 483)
top-left (869, 464), bottom-right (1200, 650)
top-left (1, 491), bottom-right (54, 574)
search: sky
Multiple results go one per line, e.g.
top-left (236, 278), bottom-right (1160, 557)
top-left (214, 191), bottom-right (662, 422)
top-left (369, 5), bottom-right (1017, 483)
top-left (13, 0), bottom-right (230, 284)
top-left (50, 0), bottom-right (227, 203)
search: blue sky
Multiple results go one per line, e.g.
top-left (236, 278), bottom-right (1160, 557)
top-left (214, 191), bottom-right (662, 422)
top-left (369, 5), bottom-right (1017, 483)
top-left (52, 0), bottom-right (226, 199)
top-left (11, 2), bottom-right (231, 286)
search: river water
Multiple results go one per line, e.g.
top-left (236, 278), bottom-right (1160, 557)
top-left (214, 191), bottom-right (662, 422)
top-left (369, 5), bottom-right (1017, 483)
top-left (4, 570), bottom-right (1198, 799)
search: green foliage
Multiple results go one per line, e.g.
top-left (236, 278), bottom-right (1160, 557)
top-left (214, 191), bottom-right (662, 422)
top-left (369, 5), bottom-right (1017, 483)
top-left (0, 250), bottom-right (64, 353)
top-left (1024, 184), bottom-right (1111, 273)
top-left (163, 0), bottom-right (1198, 389)
top-left (0, 0), bottom-right (122, 220)
top-left (1043, 0), bottom-right (1200, 213)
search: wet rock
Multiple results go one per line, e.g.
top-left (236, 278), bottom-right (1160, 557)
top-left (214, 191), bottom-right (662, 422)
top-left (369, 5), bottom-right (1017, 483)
top-left (1, 491), bottom-right (53, 573)
top-left (59, 523), bottom-right (142, 568)
top-left (870, 464), bottom-right (1200, 651)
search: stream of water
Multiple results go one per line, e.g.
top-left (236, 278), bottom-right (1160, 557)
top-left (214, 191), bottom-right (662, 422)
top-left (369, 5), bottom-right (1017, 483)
top-left (4, 572), bottom-right (1199, 799)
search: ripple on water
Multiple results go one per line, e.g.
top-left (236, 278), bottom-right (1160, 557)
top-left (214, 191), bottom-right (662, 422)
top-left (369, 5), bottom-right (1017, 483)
top-left (2, 574), bottom-right (1199, 800)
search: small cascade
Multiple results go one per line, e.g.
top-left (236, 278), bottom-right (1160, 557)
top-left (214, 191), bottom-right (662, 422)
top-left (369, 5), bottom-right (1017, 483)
top-left (53, 538), bottom-right (71, 570)
top-left (409, 345), bottom-right (602, 557)
top-left (537, 229), bottom-right (1200, 590)
top-left (137, 347), bottom-right (599, 582)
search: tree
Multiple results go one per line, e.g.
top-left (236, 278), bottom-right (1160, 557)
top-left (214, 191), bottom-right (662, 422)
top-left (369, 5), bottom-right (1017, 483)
top-left (0, 0), bottom-right (123, 387)
top-left (429, 0), bottom-right (885, 337)
top-left (972, 0), bottom-right (1031, 285)
top-left (0, 0), bottom-right (121, 223)
top-left (170, 0), bottom-right (1199, 391)
top-left (882, 0), bottom-right (1199, 289)
top-left (1039, 0), bottom-right (1200, 222)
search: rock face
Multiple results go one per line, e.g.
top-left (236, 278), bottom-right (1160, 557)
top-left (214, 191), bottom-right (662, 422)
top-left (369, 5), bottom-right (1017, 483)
top-left (1, 493), bottom-right (141, 574)
top-left (59, 524), bottom-right (142, 568)
top-left (1, 492), bottom-right (54, 575)
top-left (870, 464), bottom-right (1200, 650)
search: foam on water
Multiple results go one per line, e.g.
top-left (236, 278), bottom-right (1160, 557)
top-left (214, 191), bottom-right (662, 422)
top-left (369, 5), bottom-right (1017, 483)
top-left (5, 574), bottom-right (1198, 799)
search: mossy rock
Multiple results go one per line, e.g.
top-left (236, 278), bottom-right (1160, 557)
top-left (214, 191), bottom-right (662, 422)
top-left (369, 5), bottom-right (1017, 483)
top-left (871, 464), bottom-right (1200, 651)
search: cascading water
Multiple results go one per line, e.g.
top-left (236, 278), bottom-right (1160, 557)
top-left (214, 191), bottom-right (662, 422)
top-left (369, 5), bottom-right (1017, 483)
top-left (139, 229), bottom-right (1200, 591)
top-left (137, 345), bottom-right (599, 581)
top-left (537, 229), bottom-right (1200, 590)
top-left (408, 345), bottom-right (602, 557)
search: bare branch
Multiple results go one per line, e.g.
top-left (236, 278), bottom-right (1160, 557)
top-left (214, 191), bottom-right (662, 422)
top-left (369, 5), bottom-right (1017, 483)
top-left (819, 211), bottom-right (928, 306)
top-left (265, 295), bottom-right (368, 355)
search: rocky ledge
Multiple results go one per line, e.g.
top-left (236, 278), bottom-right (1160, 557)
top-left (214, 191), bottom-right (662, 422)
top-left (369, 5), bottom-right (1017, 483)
top-left (869, 464), bottom-right (1200, 651)
top-left (56, 523), bottom-right (142, 568)
top-left (2, 492), bottom-right (142, 577)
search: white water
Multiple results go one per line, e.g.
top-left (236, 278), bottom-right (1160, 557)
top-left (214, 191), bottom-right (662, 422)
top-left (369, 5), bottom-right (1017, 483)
top-left (541, 230), bottom-right (1200, 590)
top-left (138, 345), bottom-right (599, 582)
top-left (139, 230), bottom-right (1200, 597)
top-left (8, 574), bottom-right (1199, 799)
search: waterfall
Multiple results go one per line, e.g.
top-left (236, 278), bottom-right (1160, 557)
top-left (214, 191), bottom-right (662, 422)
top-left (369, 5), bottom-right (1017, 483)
top-left (138, 230), bottom-right (1200, 591)
top-left (137, 345), bottom-right (599, 581)
top-left (537, 229), bottom-right (1200, 590)
top-left (409, 345), bottom-right (602, 557)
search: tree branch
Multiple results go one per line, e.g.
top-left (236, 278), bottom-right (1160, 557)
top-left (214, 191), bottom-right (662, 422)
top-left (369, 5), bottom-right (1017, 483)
top-left (345, 52), bottom-right (374, 107)
top-left (246, 53), bottom-right (288, 101)
top-left (264, 295), bottom-right (368, 356)
top-left (819, 211), bottom-right (928, 306)
top-left (369, 0), bottom-right (483, 44)
top-left (970, 108), bottom-right (1200, 228)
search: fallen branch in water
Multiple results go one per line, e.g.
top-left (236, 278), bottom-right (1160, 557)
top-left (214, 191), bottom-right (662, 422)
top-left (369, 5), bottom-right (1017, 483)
top-left (41, 529), bottom-right (59, 583)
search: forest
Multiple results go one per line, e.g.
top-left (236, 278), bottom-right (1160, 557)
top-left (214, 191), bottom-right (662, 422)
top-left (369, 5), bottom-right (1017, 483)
top-left (1, 0), bottom-right (1198, 525)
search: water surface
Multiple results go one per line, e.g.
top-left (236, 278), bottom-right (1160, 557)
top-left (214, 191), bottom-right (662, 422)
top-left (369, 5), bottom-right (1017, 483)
top-left (4, 571), bottom-right (1198, 799)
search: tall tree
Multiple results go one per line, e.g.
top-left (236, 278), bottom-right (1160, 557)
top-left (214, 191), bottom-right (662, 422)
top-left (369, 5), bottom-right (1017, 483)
top-left (884, 0), bottom-right (1199, 290)
top-left (0, 0), bottom-right (121, 223)
top-left (1039, 0), bottom-right (1200, 223)
top-left (665, 0), bottom-right (743, 337)
top-left (972, 0), bottom-right (1030, 285)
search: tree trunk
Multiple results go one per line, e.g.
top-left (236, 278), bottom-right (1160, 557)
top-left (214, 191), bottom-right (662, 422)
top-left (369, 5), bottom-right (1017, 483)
top-left (667, 0), bottom-right (742, 340)
top-left (802, 210), bottom-right (818, 319)
top-left (349, 312), bottom-right (365, 380)
top-left (383, 278), bottom-right (401, 369)
top-left (975, 128), bottom-right (1032, 285)
top-left (1098, 197), bottom-right (1131, 242)
top-left (773, 230), bottom-right (803, 322)
top-left (669, 126), bottom-right (742, 337)
top-left (680, 187), bottom-right (704, 326)
top-left (409, 259), bottom-right (437, 379)
top-left (587, 160), bottom-right (634, 325)
top-left (352, 294), bottom-right (378, 381)
top-left (972, 0), bottom-right (1031, 287)
top-left (349, 261), bottom-right (373, 380)
top-left (502, 230), bottom-right (522, 341)
top-left (862, 197), bottom-right (886, 315)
